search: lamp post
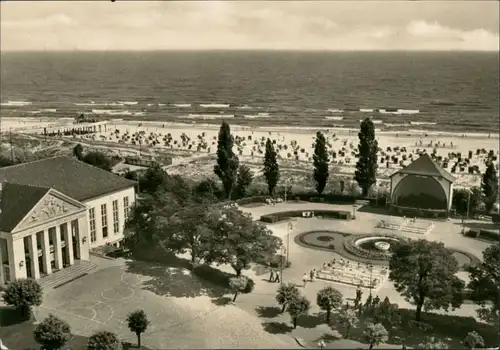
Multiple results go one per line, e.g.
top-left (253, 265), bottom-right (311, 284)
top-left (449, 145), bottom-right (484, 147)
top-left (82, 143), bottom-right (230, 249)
top-left (280, 245), bottom-right (286, 285)
top-left (286, 222), bottom-right (293, 265)
top-left (462, 189), bottom-right (472, 234)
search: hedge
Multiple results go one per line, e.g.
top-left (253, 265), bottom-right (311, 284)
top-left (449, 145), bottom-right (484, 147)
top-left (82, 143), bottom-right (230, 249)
top-left (260, 209), bottom-right (352, 223)
top-left (236, 196), bottom-right (270, 206)
top-left (465, 229), bottom-right (499, 242)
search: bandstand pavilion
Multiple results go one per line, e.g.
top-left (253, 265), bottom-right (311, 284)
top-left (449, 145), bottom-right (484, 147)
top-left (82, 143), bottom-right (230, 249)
top-left (0, 156), bottom-right (136, 286)
top-left (389, 153), bottom-right (456, 217)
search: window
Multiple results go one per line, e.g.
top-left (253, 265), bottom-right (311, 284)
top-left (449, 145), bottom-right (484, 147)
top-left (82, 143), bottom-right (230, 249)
top-left (89, 208), bottom-right (96, 243)
top-left (112, 200), bottom-right (120, 234)
top-left (123, 196), bottom-right (130, 221)
top-left (101, 204), bottom-right (108, 238)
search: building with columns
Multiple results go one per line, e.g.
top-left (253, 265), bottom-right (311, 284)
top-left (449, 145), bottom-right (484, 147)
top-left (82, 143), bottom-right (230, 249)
top-left (0, 156), bottom-right (136, 286)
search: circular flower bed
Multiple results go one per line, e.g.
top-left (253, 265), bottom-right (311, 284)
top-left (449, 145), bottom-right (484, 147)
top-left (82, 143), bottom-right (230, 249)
top-left (343, 234), bottom-right (409, 261)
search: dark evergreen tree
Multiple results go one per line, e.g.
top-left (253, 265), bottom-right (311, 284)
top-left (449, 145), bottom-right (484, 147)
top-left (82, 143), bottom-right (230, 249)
top-left (72, 144), bottom-right (84, 160)
top-left (313, 131), bottom-right (329, 195)
top-left (355, 118), bottom-right (379, 196)
top-left (263, 138), bottom-right (280, 195)
top-left (214, 121), bottom-right (239, 199)
top-left (481, 161), bottom-right (498, 212)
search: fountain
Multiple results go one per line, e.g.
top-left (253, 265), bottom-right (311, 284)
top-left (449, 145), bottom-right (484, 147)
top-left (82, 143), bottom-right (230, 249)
top-left (374, 241), bottom-right (391, 251)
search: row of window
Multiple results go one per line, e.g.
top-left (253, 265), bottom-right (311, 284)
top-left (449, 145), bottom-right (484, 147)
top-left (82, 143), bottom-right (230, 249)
top-left (89, 196), bottom-right (130, 243)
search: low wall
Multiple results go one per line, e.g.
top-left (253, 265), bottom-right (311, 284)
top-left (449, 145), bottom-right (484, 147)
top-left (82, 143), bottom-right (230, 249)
top-left (390, 204), bottom-right (448, 219)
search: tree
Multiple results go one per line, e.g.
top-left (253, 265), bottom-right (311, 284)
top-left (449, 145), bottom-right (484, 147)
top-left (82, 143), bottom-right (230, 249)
top-left (82, 151), bottom-right (113, 171)
top-left (372, 297), bottom-right (400, 328)
top-left (126, 309), bottom-right (150, 348)
top-left (312, 131), bottom-right (330, 195)
top-left (138, 164), bottom-right (169, 195)
top-left (159, 203), bottom-right (214, 263)
top-left (337, 308), bottom-right (358, 338)
top-left (0, 154), bottom-right (15, 167)
top-left (453, 187), bottom-right (481, 216)
top-left (415, 336), bottom-right (448, 349)
top-left (467, 242), bottom-right (500, 326)
top-left (87, 331), bottom-right (121, 350)
top-left (229, 276), bottom-right (250, 302)
top-left (214, 121), bottom-right (239, 199)
top-left (234, 164), bottom-right (254, 199)
top-left (363, 322), bottom-right (388, 350)
top-left (463, 331), bottom-right (485, 350)
top-left (287, 295), bottom-right (311, 329)
top-left (316, 286), bottom-right (343, 323)
top-left (194, 178), bottom-right (222, 201)
top-left (72, 143), bottom-right (84, 160)
top-left (3, 278), bottom-right (43, 318)
top-left (389, 240), bottom-right (465, 322)
top-left (123, 169), bottom-right (139, 181)
top-left (355, 118), bottom-right (378, 197)
top-left (263, 138), bottom-right (280, 195)
top-left (276, 283), bottom-right (300, 313)
top-left (204, 207), bottom-right (282, 276)
top-left (481, 161), bottom-right (498, 212)
top-left (33, 314), bottom-right (72, 350)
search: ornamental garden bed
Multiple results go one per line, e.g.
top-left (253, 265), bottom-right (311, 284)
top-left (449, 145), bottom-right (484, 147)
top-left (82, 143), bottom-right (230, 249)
top-left (343, 234), bottom-right (409, 261)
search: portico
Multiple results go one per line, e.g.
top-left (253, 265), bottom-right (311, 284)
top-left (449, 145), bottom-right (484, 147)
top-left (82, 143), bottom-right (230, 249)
top-left (0, 183), bottom-right (89, 286)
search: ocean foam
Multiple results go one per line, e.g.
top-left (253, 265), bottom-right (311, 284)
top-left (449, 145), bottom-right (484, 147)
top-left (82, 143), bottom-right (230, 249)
top-left (158, 104), bottom-right (166, 106)
top-left (42, 108), bottom-right (57, 113)
top-left (359, 108), bottom-right (374, 112)
top-left (378, 109), bottom-right (420, 115)
top-left (236, 105), bottom-right (253, 110)
top-left (118, 101), bottom-right (138, 106)
top-left (410, 121), bottom-right (437, 126)
top-left (1, 101), bottom-right (32, 107)
top-left (200, 103), bottom-right (230, 108)
top-left (327, 108), bottom-right (343, 113)
top-left (243, 113), bottom-right (270, 119)
top-left (325, 116), bottom-right (344, 120)
top-left (75, 102), bottom-right (126, 107)
top-left (186, 114), bottom-right (234, 119)
top-left (359, 119), bottom-right (382, 124)
top-left (172, 104), bottom-right (191, 108)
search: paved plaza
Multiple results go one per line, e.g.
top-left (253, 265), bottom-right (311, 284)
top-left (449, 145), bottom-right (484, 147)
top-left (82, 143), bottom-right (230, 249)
top-left (33, 201), bottom-right (493, 349)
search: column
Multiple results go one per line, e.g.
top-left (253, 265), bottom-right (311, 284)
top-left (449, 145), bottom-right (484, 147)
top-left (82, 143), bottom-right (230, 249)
top-left (0, 244), bottom-right (4, 286)
top-left (41, 230), bottom-right (52, 275)
top-left (64, 223), bottom-right (75, 266)
top-left (53, 226), bottom-right (63, 270)
top-left (8, 239), bottom-right (27, 280)
top-left (79, 216), bottom-right (90, 261)
top-left (28, 234), bottom-right (40, 279)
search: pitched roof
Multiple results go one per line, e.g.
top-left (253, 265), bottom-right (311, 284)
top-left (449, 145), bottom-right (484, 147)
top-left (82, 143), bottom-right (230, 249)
top-left (390, 153), bottom-right (456, 183)
top-left (0, 156), bottom-right (136, 202)
top-left (0, 182), bottom-right (50, 232)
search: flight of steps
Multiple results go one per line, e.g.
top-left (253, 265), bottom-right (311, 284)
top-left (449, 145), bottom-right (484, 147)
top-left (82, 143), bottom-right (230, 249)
top-left (39, 260), bottom-right (99, 291)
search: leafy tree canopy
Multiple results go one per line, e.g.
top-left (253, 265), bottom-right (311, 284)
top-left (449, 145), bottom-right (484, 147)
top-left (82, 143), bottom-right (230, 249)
top-left (276, 283), bottom-right (300, 312)
top-left (316, 286), bottom-right (343, 322)
top-left (467, 242), bottom-right (500, 326)
top-left (82, 151), bottom-right (113, 171)
top-left (481, 161), bottom-right (498, 212)
top-left (3, 278), bottom-right (43, 316)
top-left (389, 239), bottom-right (464, 321)
top-left (33, 314), bottom-right (72, 350)
top-left (87, 331), bottom-right (121, 350)
top-left (234, 164), bottom-right (254, 199)
top-left (214, 121), bottom-right (239, 198)
top-left (363, 322), bottom-right (388, 350)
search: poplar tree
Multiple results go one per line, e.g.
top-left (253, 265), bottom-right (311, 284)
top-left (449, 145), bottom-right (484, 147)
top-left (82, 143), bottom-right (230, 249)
top-left (355, 118), bottom-right (379, 197)
top-left (481, 161), bottom-right (498, 212)
top-left (214, 121), bottom-right (239, 199)
top-left (313, 131), bottom-right (329, 195)
top-left (263, 138), bottom-right (280, 195)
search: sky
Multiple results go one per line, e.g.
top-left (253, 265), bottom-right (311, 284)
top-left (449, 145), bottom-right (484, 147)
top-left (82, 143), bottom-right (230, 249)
top-left (1, 1), bottom-right (499, 51)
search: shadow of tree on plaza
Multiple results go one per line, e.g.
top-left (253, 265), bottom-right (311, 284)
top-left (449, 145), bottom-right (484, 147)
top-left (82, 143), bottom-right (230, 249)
top-left (297, 312), bottom-right (328, 329)
top-left (0, 306), bottom-right (28, 327)
top-left (125, 252), bottom-right (229, 298)
top-left (211, 296), bottom-right (232, 306)
top-left (261, 321), bottom-right (293, 334)
top-left (314, 332), bottom-right (342, 343)
top-left (255, 306), bottom-right (282, 318)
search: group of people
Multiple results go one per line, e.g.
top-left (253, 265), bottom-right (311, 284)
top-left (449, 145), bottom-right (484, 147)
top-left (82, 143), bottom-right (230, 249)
top-left (268, 268), bottom-right (281, 283)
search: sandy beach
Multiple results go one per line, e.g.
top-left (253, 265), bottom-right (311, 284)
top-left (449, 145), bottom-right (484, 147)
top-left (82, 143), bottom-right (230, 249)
top-left (2, 117), bottom-right (498, 189)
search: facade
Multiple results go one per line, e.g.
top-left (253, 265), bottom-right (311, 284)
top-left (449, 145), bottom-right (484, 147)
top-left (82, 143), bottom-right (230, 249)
top-left (389, 153), bottom-right (456, 216)
top-left (0, 156), bottom-right (136, 286)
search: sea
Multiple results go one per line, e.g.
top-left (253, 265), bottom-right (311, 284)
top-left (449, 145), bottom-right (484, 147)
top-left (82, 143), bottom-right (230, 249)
top-left (1, 51), bottom-right (499, 134)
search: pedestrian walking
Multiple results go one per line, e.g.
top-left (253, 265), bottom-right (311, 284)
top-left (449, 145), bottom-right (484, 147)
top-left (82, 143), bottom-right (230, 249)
top-left (309, 270), bottom-right (314, 282)
top-left (269, 268), bottom-right (275, 282)
top-left (274, 270), bottom-right (281, 283)
top-left (302, 273), bottom-right (308, 287)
